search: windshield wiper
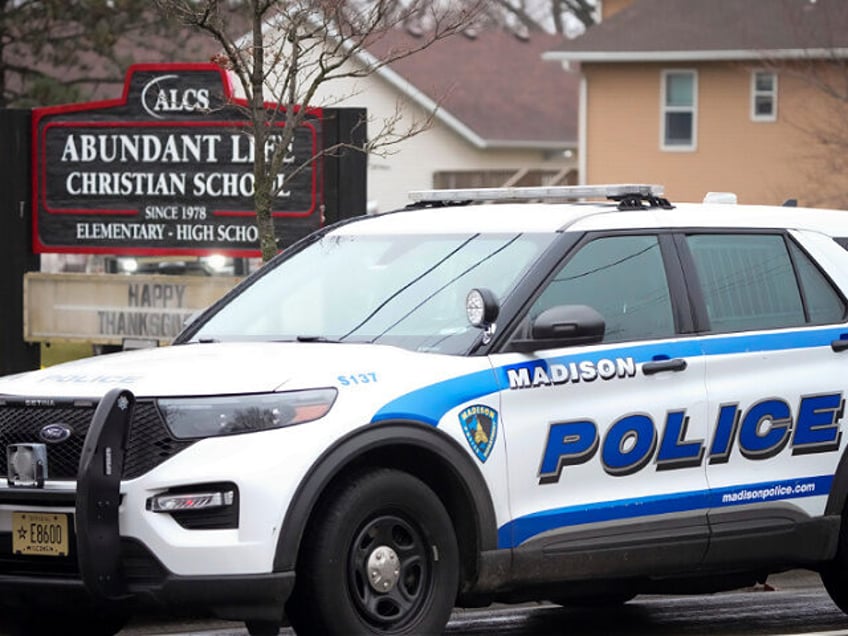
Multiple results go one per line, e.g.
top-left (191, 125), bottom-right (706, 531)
top-left (295, 335), bottom-right (339, 343)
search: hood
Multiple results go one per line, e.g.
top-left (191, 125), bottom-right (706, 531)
top-left (0, 341), bottom-right (397, 399)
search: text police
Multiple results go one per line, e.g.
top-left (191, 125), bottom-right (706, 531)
top-left (539, 392), bottom-right (845, 484)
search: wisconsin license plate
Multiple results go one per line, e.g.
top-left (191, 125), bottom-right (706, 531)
top-left (12, 511), bottom-right (69, 556)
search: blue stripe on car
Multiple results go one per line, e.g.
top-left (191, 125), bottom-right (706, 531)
top-left (498, 475), bottom-right (833, 548)
top-left (371, 326), bottom-right (848, 425)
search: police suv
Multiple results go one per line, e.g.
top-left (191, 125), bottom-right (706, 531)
top-left (3, 184), bottom-right (848, 635)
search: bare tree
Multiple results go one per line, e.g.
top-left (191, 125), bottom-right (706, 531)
top-left (753, 0), bottom-right (848, 208)
top-left (769, 57), bottom-right (848, 208)
top-left (481, 0), bottom-right (596, 36)
top-left (1, 0), bottom-right (189, 107)
top-left (558, 0), bottom-right (596, 28)
top-left (154, 0), bottom-right (483, 261)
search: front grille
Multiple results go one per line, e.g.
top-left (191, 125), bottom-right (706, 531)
top-left (0, 532), bottom-right (168, 585)
top-left (124, 402), bottom-right (195, 479)
top-left (0, 399), bottom-right (194, 480)
top-left (120, 538), bottom-right (168, 585)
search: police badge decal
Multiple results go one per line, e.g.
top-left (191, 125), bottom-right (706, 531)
top-left (459, 405), bottom-right (498, 463)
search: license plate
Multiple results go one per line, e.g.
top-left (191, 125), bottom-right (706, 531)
top-left (12, 511), bottom-right (69, 557)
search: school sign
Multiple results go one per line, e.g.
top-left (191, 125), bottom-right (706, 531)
top-left (31, 63), bottom-right (366, 256)
top-left (0, 63), bottom-right (366, 372)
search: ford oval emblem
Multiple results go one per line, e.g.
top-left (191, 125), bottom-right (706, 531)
top-left (39, 423), bottom-right (73, 444)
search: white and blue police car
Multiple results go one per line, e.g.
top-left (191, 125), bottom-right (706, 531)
top-left (2, 184), bottom-right (848, 635)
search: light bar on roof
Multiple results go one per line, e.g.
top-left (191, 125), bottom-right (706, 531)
top-left (408, 184), bottom-right (664, 204)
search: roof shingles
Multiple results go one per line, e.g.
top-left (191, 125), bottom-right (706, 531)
top-left (369, 29), bottom-right (577, 146)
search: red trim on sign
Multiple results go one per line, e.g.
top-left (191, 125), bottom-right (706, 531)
top-left (31, 63), bottom-right (324, 255)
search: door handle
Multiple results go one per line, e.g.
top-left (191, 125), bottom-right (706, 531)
top-left (642, 358), bottom-right (688, 375)
top-left (832, 339), bottom-right (848, 352)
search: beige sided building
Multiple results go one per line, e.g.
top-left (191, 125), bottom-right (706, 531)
top-left (545, 0), bottom-right (848, 208)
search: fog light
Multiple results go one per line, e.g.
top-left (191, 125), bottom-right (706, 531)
top-left (148, 490), bottom-right (234, 513)
top-left (7, 444), bottom-right (48, 488)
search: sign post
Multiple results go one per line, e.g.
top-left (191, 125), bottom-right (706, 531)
top-left (0, 109), bottom-right (40, 376)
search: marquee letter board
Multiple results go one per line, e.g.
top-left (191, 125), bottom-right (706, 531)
top-left (31, 63), bottom-right (323, 256)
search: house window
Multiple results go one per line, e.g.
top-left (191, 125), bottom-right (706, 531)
top-left (661, 70), bottom-right (697, 151)
top-left (751, 70), bottom-right (777, 122)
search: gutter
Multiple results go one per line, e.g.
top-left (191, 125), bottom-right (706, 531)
top-left (542, 47), bottom-right (848, 63)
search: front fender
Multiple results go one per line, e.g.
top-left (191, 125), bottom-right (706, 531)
top-left (273, 420), bottom-right (498, 573)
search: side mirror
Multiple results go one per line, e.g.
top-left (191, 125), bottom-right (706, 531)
top-left (510, 305), bottom-right (605, 352)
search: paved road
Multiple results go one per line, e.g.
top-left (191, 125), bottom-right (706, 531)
top-left (111, 570), bottom-right (848, 636)
top-left (0, 570), bottom-right (842, 635)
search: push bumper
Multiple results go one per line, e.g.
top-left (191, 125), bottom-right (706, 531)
top-left (0, 388), bottom-right (296, 622)
top-left (0, 569), bottom-right (296, 622)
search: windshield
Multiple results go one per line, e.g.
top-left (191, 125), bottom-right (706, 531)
top-left (189, 231), bottom-right (555, 354)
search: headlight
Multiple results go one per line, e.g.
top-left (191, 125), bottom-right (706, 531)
top-left (157, 389), bottom-right (337, 439)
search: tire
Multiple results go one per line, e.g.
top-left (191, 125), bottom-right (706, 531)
top-left (246, 619), bottom-right (282, 635)
top-left (287, 469), bottom-right (459, 636)
top-left (822, 510), bottom-right (848, 613)
top-left (822, 563), bottom-right (848, 613)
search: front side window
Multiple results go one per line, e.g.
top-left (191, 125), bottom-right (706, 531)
top-left (189, 232), bottom-right (555, 354)
top-left (527, 234), bottom-right (675, 343)
top-left (751, 70), bottom-right (777, 122)
top-left (661, 70), bottom-right (697, 150)
top-left (685, 233), bottom-right (845, 332)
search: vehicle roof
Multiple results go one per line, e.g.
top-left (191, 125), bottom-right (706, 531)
top-left (332, 200), bottom-right (848, 238)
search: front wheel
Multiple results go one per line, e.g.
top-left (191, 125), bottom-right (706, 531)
top-left (287, 469), bottom-right (459, 636)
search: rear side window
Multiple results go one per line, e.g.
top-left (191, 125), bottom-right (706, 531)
top-left (686, 233), bottom-right (845, 332)
top-left (789, 241), bottom-right (846, 323)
